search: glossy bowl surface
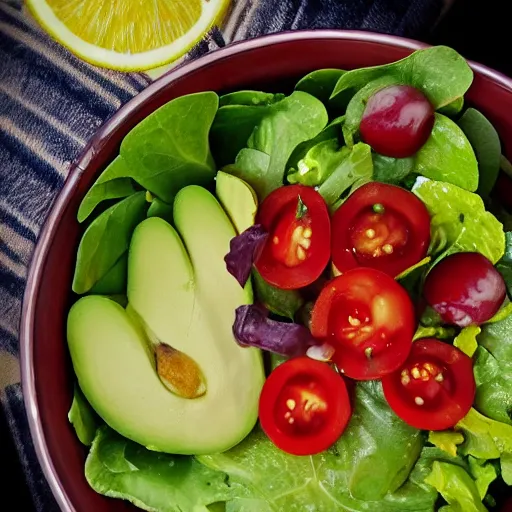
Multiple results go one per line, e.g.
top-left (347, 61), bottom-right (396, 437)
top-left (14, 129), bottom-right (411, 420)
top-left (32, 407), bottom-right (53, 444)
top-left (20, 30), bottom-right (512, 511)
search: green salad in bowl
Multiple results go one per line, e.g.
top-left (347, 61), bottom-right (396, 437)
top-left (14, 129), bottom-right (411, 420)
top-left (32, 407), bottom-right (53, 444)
top-left (66, 45), bottom-right (512, 511)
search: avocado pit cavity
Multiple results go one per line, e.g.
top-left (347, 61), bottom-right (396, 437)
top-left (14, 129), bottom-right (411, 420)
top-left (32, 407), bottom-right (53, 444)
top-left (128, 304), bottom-right (206, 399)
top-left (154, 343), bottom-right (206, 399)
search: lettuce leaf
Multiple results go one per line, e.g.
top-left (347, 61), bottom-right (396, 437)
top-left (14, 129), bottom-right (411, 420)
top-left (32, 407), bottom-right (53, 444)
top-left (467, 457), bottom-right (498, 499)
top-left (424, 461), bottom-right (488, 512)
top-left (199, 382), bottom-right (434, 512)
top-left (453, 326), bottom-right (481, 357)
top-left (456, 408), bottom-right (512, 484)
top-left (412, 178), bottom-right (505, 264)
top-left (85, 426), bottom-right (233, 512)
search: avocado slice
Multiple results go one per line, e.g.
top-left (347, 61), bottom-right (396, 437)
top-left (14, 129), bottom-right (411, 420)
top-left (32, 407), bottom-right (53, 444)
top-left (215, 171), bottom-right (258, 234)
top-left (67, 186), bottom-right (265, 455)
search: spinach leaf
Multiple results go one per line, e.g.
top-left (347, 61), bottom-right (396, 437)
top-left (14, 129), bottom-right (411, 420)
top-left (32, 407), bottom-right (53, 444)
top-left (147, 196), bottom-right (173, 223)
top-left (86, 426), bottom-right (233, 511)
top-left (287, 139), bottom-right (349, 187)
top-left (245, 91), bottom-right (328, 198)
top-left (372, 153), bottom-right (415, 185)
top-left (211, 91), bottom-right (328, 179)
top-left (473, 314), bottom-right (512, 425)
top-left (332, 381), bottom-right (424, 500)
top-left (342, 75), bottom-right (399, 146)
top-left (252, 269), bottom-right (304, 321)
top-left (224, 149), bottom-right (271, 200)
top-left (412, 178), bottom-right (505, 264)
top-left (330, 46), bottom-right (473, 111)
top-left (89, 253), bottom-right (128, 296)
top-left (199, 381), bottom-right (430, 511)
top-left (318, 142), bottom-right (373, 206)
top-left (120, 92), bottom-right (218, 204)
top-left (68, 384), bottom-right (100, 446)
top-left (295, 68), bottom-right (345, 104)
top-left (458, 108), bottom-right (501, 197)
top-left (424, 461), bottom-right (487, 512)
top-left (413, 114), bottom-right (479, 192)
top-left (219, 91), bottom-right (285, 107)
top-left (439, 96), bottom-right (465, 117)
top-left (457, 408), bottom-right (512, 484)
top-left (496, 232), bottom-right (512, 298)
top-left (77, 156), bottom-right (137, 223)
top-left (72, 192), bottom-right (148, 294)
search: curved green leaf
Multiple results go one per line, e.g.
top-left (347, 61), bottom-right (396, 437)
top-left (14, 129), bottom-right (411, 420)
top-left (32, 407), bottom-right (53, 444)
top-left (72, 192), bottom-right (148, 294)
top-left (295, 68), bottom-right (345, 104)
top-left (458, 108), bottom-right (502, 197)
top-left (331, 46), bottom-right (473, 111)
top-left (412, 178), bottom-right (505, 264)
top-left (413, 114), bottom-right (479, 192)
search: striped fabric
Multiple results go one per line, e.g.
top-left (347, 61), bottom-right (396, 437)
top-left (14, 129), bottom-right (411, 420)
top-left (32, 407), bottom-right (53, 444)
top-left (0, 0), bottom-right (444, 509)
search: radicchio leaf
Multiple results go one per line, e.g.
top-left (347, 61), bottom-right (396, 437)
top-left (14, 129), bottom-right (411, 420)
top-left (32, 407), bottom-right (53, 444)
top-left (233, 304), bottom-right (318, 357)
top-left (224, 224), bottom-right (268, 287)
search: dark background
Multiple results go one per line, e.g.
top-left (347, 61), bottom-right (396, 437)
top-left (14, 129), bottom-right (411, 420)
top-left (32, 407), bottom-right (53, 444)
top-left (1, 0), bottom-right (510, 507)
top-left (429, 0), bottom-right (511, 77)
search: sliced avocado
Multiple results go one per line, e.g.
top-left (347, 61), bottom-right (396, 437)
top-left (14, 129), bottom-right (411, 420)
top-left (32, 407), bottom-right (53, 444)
top-left (68, 186), bottom-right (265, 455)
top-left (215, 171), bottom-right (258, 234)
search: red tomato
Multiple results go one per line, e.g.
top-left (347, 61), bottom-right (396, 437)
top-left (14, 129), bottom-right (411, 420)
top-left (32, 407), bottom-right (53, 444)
top-left (310, 268), bottom-right (415, 380)
top-left (382, 339), bottom-right (475, 431)
top-left (259, 357), bottom-right (351, 455)
top-left (360, 85), bottom-right (434, 158)
top-left (331, 182), bottom-right (431, 277)
top-left (423, 252), bottom-right (506, 327)
top-left (255, 185), bottom-right (331, 289)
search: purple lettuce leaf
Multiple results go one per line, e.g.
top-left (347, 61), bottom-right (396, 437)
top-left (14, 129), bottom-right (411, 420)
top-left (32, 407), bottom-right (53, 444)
top-left (224, 224), bottom-right (268, 287)
top-left (233, 304), bottom-right (318, 357)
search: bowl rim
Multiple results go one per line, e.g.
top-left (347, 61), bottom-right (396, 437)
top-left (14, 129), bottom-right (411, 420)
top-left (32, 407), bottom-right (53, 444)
top-left (19, 28), bottom-right (512, 512)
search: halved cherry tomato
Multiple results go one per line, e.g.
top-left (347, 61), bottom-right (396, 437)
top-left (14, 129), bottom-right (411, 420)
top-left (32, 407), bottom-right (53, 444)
top-left (255, 185), bottom-right (330, 289)
top-left (259, 357), bottom-right (351, 456)
top-left (310, 268), bottom-right (415, 380)
top-left (331, 182), bottom-right (431, 277)
top-left (381, 339), bottom-right (475, 431)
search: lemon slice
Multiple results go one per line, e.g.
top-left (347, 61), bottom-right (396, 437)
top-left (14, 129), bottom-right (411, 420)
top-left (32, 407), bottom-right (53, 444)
top-left (26, 0), bottom-right (229, 71)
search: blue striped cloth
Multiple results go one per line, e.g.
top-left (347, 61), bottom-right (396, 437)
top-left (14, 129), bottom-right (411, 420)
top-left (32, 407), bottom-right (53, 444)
top-left (0, 0), bottom-right (444, 508)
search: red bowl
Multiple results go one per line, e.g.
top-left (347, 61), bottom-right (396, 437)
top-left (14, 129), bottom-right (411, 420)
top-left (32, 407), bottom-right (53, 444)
top-left (20, 30), bottom-right (512, 511)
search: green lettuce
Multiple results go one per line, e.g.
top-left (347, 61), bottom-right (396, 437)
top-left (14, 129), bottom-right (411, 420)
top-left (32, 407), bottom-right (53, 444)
top-left (287, 139), bottom-right (349, 187)
top-left (468, 457), bottom-right (498, 499)
top-left (317, 142), bottom-right (373, 206)
top-left (86, 426), bottom-right (233, 512)
top-left (428, 431), bottom-right (464, 457)
top-left (199, 382), bottom-right (434, 512)
top-left (457, 409), bottom-right (512, 484)
top-left (453, 326), bottom-right (481, 357)
top-left (412, 178), bottom-right (505, 264)
top-left (424, 461), bottom-right (487, 512)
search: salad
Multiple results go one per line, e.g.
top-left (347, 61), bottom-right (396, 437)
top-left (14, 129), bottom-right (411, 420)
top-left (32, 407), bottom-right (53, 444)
top-left (66, 45), bottom-right (512, 512)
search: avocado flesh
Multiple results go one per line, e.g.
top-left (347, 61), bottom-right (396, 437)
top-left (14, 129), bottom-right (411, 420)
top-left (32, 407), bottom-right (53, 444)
top-left (68, 186), bottom-right (265, 455)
